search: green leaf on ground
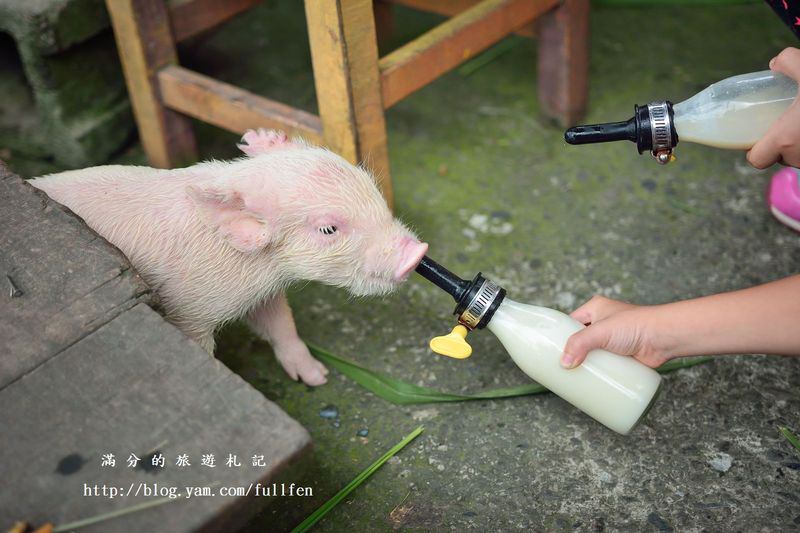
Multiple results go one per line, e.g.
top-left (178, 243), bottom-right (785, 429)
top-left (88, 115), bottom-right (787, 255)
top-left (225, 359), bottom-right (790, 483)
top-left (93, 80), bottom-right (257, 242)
top-left (291, 425), bottom-right (424, 533)
top-left (307, 341), bottom-right (712, 405)
top-left (779, 426), bottom-right (800, 454)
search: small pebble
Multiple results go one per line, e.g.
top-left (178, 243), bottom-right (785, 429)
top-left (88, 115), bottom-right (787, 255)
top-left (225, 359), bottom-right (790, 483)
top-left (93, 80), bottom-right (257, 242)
top-left (490, 210), bottom-right (512, 221)
top-left (597, 471), bottom-right (614, 484)
top-left (357, 428), bottom-right (369, 437)
top-left (318, 405), bottom-right (338, 419)
top-left (7, 275), bottom-right (23, 298)
top-left (708, 452), bottom-right (733, 473)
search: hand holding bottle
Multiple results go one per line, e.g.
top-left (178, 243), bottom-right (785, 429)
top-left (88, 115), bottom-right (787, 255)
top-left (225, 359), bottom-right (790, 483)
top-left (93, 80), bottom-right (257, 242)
top-left (561, 274), bottom-right (800, 369)
top-left (560, 296), bottom-right (669, 369)
top-left (748, 48), bottom-right (800, 169)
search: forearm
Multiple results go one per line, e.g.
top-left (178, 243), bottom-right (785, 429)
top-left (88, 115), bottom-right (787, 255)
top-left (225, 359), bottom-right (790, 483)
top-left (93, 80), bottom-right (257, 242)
top-left (653, 274), bottom-right (800, 357)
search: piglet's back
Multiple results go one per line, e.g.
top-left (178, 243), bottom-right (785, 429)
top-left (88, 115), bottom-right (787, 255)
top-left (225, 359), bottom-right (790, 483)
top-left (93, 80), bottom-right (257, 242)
top-left (31, 165), bottom-right (186, 210)
top-left (29, 165), bottom-right (204, 262)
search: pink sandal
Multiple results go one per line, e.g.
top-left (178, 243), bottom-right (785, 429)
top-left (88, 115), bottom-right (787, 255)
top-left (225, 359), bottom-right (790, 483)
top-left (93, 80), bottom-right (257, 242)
top-left (768, 167), bottom-right (800, 232)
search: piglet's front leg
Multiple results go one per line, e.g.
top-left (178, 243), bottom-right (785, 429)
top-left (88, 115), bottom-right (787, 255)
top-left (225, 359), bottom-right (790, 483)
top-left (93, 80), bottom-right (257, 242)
top-left (247, 295), bottom-right (329, 386)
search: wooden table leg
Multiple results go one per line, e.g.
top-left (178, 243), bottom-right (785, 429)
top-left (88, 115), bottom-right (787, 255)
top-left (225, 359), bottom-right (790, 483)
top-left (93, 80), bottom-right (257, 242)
top-left (106, 0), bottom-right (197, 168)
top-left (536, 0), bottom-right (589, 127)
top-left (305, 0), bottom-right (394, 209)
top-left (374, 0), bottom-right (395, 46)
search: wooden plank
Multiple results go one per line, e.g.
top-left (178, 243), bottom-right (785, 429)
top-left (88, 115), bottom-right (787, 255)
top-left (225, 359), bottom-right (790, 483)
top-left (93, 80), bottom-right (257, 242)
top-left (305, 0), bottom-right (394, 208)
top-left (384, 0), bottom-right (535, 37)
top-left (0, 303), bottom-right (311, 532)
top-left (169, 0), bottom-right (263, 42)
top-left (536, 0), bottom-right (589, 126)
top-left (106, 0), bottom-right (197, 168)
top-left (379, 0), bottom-right (559, 109)
top-left (0, 165), bottom-right (150, 391)
top-left (158, 65), bottom-right (324, 144)
top-left (386, 0), bottom-right (484, 17)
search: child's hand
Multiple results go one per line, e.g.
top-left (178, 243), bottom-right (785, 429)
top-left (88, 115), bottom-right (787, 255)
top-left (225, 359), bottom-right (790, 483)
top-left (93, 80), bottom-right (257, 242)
top-left (562, 275), bottom-right (800, 369)
top-left (747, 47), bottom-right (800, 169)
top-left (561, 296), bottom-right (672, 370)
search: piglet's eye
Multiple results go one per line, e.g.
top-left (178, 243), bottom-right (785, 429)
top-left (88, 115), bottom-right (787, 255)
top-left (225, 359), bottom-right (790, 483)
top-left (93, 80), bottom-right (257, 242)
top-left (318, 225), bottom-right (338, 236)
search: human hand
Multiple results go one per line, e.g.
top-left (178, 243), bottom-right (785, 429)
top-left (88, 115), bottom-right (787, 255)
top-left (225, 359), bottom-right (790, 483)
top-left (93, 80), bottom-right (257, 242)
top-left (562, 276), bottom-right (800, 369)
top-left (561, 295), bottom-right (672, 370)
top-left (747, 47), bottom-right (800, 169)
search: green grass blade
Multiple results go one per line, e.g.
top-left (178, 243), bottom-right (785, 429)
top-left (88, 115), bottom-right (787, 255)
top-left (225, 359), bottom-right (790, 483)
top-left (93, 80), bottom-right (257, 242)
top-left (779, 426), bottom-right (800, 454)
top-left (655, 356), bottom-right (714, 373)
top-left (52, 495), bottom-right (178, 532)
top-left (291, 426), bottom-right (424, 533)
top-left (307, 342), bottom-right (547, 404)
top-left (306, 342), bottom-right (711, 406)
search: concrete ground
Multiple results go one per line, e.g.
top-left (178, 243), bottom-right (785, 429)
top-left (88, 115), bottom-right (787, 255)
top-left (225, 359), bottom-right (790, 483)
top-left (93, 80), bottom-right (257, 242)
top-left (7, 2), bottom-right (800, 531)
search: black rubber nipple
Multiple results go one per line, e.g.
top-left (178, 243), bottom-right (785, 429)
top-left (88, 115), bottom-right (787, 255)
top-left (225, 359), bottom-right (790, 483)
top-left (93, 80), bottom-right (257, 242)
top-left (564, 103), bottom-right (677, 156)
top-left (564, 117), bottom-right (637, 146)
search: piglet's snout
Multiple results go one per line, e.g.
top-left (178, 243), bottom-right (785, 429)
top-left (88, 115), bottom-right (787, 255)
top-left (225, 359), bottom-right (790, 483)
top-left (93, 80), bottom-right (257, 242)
top-left (394, 237), bottom-right (428, 281)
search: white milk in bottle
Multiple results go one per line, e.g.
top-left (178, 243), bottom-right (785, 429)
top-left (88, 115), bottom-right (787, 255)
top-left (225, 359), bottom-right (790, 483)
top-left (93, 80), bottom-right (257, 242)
top-left (487, 299), bottom-right (662, 435)
top-left (673, 70), bottom-right (797, 150)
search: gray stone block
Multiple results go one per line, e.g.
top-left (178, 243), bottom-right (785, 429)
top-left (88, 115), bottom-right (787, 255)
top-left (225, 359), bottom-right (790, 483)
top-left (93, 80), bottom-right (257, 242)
top-left (0, 304), bottom-right (311, 532)
top-left (0, 0), bottom-right (134, 167)
top-left (0, 163), bottom-right (150, 389)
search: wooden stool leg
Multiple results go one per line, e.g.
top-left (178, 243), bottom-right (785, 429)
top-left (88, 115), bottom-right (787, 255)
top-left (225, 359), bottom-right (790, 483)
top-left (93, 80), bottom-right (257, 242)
top-left (373, 0), bottom-right (394, 46)
top-left (305, 0), bottom-right (394, 209)
top-left (106, 0), bottom-right (197, 168)
top-left (536, 0), bottom-right (589, 127)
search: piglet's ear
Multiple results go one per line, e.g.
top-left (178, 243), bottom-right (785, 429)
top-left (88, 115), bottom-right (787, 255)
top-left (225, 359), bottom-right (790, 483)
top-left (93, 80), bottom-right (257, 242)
top-left (186, 185), bottom-right (273, 253)
top-left (237, 129), bottom-right (293, 156)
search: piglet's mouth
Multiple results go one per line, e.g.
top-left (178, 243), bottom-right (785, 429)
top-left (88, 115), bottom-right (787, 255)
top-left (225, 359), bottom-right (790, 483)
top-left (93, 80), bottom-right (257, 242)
top-left (394, 240), bottom-right (429, 281)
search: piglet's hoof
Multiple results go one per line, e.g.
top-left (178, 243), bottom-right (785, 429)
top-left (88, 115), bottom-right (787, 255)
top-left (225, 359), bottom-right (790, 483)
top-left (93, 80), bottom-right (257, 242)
top-left (237, 129), bottom-right (290, 156)
top-left (275, 342), bottom-right (329, 386)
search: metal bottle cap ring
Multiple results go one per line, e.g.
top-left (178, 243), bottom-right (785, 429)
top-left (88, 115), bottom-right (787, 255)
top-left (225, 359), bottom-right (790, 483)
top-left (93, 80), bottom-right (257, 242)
top-left (458, 279), bottom-right (502, 330)
top-left (647, 102), bottom-right (674, 164)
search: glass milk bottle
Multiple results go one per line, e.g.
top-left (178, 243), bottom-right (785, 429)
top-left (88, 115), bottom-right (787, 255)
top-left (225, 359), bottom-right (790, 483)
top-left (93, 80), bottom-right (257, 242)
top-left (415, 256), bottom-right (662, 435)
top-left (564, 70), bottom-right (797, 163)
top-left (487, 299), bottom-right (662, 435)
